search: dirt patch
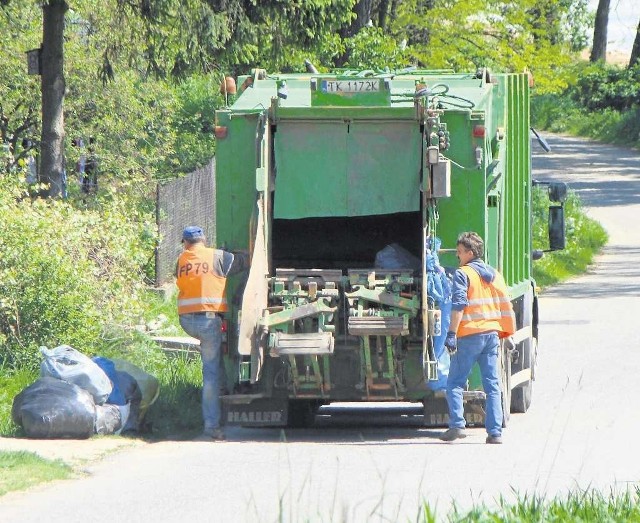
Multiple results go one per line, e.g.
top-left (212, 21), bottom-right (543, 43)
top-left (579, 48), bottom-right (631, 65)
top-left (0, 436), bottom-right (147, 467)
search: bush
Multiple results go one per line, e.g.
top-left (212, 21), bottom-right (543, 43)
top-left (0, 174), bottom-right (152, 371)
top-left (531, 60), bottom-right (640, 148)
top-left (569, 62), bottom-right (640, 111)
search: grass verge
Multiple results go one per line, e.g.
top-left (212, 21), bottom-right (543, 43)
top-left (445, 487), bottom-right (640, 522)
top-left (0, 451), bottom-right (72, 497)
top-left (532, 187), bottom-right (608, 288)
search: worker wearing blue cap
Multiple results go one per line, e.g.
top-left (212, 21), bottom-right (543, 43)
top-left (175, 226), bottom-right (248, 441)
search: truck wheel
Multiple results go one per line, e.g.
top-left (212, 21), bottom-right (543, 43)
top-left (286, 400), bottom-right (318, 428)
top-left (510, 337), bottom-right (536, 413)
top-left (501, 343), bottom-right (511, 428)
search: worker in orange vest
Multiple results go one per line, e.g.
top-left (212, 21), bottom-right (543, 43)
top-left (176, 226), bottom-right (248, 441)
top-left (440, 232), bottom-right (515, 444)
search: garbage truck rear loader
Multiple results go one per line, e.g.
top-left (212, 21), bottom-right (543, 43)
top-left (213, 68), bottom-right (563, 427)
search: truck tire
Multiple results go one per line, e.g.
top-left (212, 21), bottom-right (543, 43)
top-left (286, 400), bottom-right (318, 428)
top-left (501, 343), bottom-right (511, 428)
top-left (511, 337), bottom-right (537, 413)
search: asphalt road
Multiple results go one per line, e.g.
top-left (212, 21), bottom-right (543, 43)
top-left (1, 134), bottom-right (639, 522)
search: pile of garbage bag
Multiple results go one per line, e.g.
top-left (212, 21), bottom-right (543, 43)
top-left (12, 345), bottom-right (159, 439)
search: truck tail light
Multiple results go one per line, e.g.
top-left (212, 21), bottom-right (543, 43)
top-left (473, 125), bottom-right (485, 138)
top-left (215, 126), bottom-right (228, 139)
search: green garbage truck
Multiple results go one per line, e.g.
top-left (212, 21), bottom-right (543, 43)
top-left (213, 66), bottom-right (565, 427)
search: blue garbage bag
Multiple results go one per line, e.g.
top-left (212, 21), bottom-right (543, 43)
top-left (92, 356), bottom-right (127, 406)
top-left (425, 236), bottom-right (453, 391)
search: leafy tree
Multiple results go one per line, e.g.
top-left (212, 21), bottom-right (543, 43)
top-left (0, 1), bottom-right (69, 197)
top-left (109, 0), bottom-right (355, 77)
top-left (528, 0), bottom-right (591, 53)
top-left (0, 4), bottom-right (41, 171)
top-left (342, 26), bottom-right (408, 70)
top-left (391, 0), bottom-right (589, 93)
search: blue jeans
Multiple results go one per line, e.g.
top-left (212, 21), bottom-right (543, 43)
top-left (179, 313), bottom-right (224, 431)
top-left (445, 331), bottom-right (502, 437)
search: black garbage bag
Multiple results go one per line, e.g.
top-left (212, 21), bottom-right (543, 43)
top-left (12, 377), bottom-right (96, 439)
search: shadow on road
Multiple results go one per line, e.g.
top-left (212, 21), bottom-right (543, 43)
top-left (542, 244), bottom-right (640, 299)
top-left (532, 135), bottom-right (640, 208)
top-left (138, 404), bottom-right (484, 444)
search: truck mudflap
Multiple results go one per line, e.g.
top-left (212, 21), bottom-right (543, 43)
top-left (222, 395), bottom-right (288, 427)
top-left (423, 390), bottom-right (486, 428)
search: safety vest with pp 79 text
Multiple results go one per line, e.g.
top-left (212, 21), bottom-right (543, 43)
top-left (457, 265), bottom-right (516, 339)
top-left (176, 245), bottom-right (228, 314)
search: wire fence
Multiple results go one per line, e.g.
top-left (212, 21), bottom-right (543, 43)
top-left (155, 158), bottom-right (216, 285)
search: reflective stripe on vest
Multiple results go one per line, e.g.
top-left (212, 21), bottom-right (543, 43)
top-left (176, 245), bottom-right (228, 314)
top-left (457, 265), bottom-right (516, 339)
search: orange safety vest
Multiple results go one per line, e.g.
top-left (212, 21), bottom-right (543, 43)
top-left (176, 245), bottom-right (228, 315)
top-left (457, 265), bottom-right (516, 339)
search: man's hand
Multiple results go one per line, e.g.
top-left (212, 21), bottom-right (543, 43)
top-left (445, 331), bottom-right (457, 355)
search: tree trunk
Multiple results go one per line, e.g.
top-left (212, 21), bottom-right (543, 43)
top-left (590, 0), bottom-right (610, 62)
top-left (40, 0), bottom-right (68, 197)
top-left (376, 0), bottom-right (390, 30)
top-left (630, 18), bottom-right (640, 68)
top-left (334, 0), bottom-right (374, 67)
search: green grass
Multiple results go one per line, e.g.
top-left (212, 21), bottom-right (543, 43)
top-left (444, 487), bottom-right (640, 522)
top-left (89, 334), bottom-right (205, 439)
top-left (143, 352), bottom-right (204, 438)
top-left (0, 367), bottom-right (38, 436)
top-left (0, 451), bottom-right (72, 496)
top-left (532, 188), bottom-right (608, 288)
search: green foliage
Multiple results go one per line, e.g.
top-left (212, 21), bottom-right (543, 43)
top-left (145, 353), bottom-right (203, 436)
top-left (569, 63), bottom-right (640, 111)
top-left (0, 450), bottom-right (72, 496)
top-left (88, 331), bottom-right (204, 437)
top-left (107, 0), bottom-right (355, 76)
top-left (532, 60), bottom-right (640, 148)
top-left (532, 94), bottom-right (640, 147)
top-left (532, 187), bottom-right (607, 287)
top-left (342, 27), bottom-right (408, 70)
top-left (0, 366), bottom-right (37, 436)
top-left (444, 488), bottom-right (640, 522)
top-left (392, 0), bottom-right (589, 94)
top-left (0, 3), bottom-right (41, 169)
top-left (64, 69), bottom-right (220, 183)
top-left (0, 174), bottom-right (152, 371)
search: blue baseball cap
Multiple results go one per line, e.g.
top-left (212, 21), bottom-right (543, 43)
top-left (182, 226), bottom-right (205, 242)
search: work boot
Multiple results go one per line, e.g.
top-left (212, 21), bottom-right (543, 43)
top-left (439, 428), bottom-right (467, 442)
top-left (486, 434), bottom-right (503, 444)
top-left (193, 428), bottom-right (225, 442)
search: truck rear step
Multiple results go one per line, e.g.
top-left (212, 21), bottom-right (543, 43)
top-left (269, 332), bottom-right (334, 355)
top-left (348, 315), bottom-right (409, 336)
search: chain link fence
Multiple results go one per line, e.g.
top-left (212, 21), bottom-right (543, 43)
top-left (155, 158), bottom-right (216, 285)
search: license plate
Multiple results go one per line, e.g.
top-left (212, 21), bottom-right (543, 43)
top-left (321, 79), bottom-right (381, 94)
